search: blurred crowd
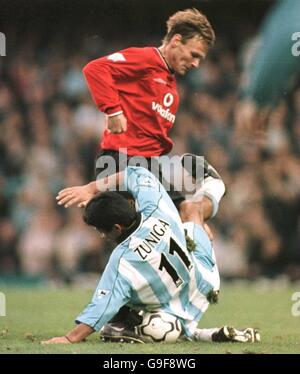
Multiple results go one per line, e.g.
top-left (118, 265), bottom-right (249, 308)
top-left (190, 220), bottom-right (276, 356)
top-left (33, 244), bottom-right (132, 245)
top-left (0, 31), bottom-right (300, 283)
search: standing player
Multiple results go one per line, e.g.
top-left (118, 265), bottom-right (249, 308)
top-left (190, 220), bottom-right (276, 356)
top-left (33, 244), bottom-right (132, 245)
top-left (43, 164), bottom-right (258, 344)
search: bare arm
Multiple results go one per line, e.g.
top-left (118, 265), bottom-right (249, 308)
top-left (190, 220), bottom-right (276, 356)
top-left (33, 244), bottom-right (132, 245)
top-left (41, 323), bottom-right (94, 345)
top-left (56, 171), bottom-right (125, 208)
top-left (57, 181), bottom-right (98, 208)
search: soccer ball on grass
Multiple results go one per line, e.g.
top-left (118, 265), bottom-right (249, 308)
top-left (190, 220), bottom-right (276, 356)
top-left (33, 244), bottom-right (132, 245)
top-left (136, 311), bottom-right (182, 343)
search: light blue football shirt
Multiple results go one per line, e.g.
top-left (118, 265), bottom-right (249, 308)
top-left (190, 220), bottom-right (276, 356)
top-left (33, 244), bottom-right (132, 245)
top-left (76, 167), bottom-right (219, 337)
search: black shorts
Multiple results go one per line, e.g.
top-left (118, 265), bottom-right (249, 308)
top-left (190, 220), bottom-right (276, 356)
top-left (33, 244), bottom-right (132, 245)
top-left (95, 149), bottom-right (185, 210)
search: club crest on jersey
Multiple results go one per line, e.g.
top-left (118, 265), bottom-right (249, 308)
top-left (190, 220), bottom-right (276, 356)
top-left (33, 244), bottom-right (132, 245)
top-left (152, 93), bottom-right (175, 123)
top-left (138, 175), bottom-right (156, 188)
top-left (96, 289), bottom-right (110, 298)
top-left (107, 53), bottom-right (126, 62)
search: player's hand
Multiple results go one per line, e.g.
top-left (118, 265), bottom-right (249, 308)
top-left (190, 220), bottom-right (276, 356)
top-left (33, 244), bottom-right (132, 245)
top-left (41, 336), bottom-right (71, 345)
top-left (56, 184), bottom-right (95, 208)
top-left (107, 113), bottom-right (127, 134)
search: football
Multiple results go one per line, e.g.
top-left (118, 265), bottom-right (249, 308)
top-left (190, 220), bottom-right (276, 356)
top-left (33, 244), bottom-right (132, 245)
top-left (136, 311), bottom-right (182, 343)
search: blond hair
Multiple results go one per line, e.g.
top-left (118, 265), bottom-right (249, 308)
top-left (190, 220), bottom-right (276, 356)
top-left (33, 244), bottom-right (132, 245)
top-left (163, 8), bottom-right (215, 47)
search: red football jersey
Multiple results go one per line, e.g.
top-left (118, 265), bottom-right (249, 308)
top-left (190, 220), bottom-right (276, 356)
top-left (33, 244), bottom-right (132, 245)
top-left (83, 47), bottom-right (179, 157)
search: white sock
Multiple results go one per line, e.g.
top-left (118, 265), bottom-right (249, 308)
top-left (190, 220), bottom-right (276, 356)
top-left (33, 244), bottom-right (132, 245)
top-left (193, 327), bottom-right (219, 342)
top-left (191, 177), bottom-right (226, 218)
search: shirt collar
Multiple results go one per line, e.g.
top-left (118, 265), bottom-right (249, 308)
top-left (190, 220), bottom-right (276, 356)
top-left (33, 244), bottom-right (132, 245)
top-left (156, 48), bottom-right (174, 74)
top-left (116, 212), bottom-right (142, 244)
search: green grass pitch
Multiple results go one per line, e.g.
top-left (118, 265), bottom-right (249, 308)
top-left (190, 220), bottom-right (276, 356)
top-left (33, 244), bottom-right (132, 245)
top-left (0, 282), bottom-right (299, 354)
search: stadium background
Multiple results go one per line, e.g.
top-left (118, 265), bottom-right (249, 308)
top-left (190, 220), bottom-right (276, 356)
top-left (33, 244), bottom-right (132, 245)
top-left (0, 0), bottom-right (299, 286)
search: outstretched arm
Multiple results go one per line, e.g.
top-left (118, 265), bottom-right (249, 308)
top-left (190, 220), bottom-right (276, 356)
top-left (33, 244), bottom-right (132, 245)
top-left (41, 323), bottom-right (94, 345)
top-left (56, 171), bottom-right (125, 208)
top-left (57, 181), bottom-right (98, 208)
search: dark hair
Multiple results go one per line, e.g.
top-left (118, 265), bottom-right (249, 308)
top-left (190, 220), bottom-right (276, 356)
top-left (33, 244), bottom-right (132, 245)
top-left (83, 191), bottom-right (137, 231)
top-left (163, 8), bottom-right (215, 47)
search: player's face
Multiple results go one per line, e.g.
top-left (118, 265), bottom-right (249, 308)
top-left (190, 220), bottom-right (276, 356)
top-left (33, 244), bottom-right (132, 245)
top-left (170, 35), bottom-right (208, 75)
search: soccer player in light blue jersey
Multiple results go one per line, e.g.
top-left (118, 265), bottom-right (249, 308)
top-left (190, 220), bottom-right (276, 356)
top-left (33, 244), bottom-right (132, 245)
top-left (42, 163), bottom-right (259, 344)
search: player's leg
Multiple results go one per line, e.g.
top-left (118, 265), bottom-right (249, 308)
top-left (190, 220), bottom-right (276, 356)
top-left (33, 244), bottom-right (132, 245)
top-left (193, 326), bottom-right (261, 343)
top-left (182, 220), bottom-right (260, 343)
top-left (179, 157), bottom-right (225, 290)
top-left (179, 159), bottom-right (223, 306)
top-left (180, 154), bottom-right (226, 220)
top-left (179, 160), bottom-right (260, 343)
top-left (183, 220), bottom-right (220, 298)
top-left (100, 318), bottom-right (260, 344)
top-left (180, 153), bottom-right (224, 185)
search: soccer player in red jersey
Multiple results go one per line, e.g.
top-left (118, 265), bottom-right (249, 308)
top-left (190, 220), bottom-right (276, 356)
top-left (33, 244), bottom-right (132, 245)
top-left (83, 8), bottom-right (215, 200)
top-left (84, 8), bottom-right (214, 158)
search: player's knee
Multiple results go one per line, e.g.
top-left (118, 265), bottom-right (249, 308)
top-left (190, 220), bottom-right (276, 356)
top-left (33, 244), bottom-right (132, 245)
top-left (179, 201), bottom-right (204, 225)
